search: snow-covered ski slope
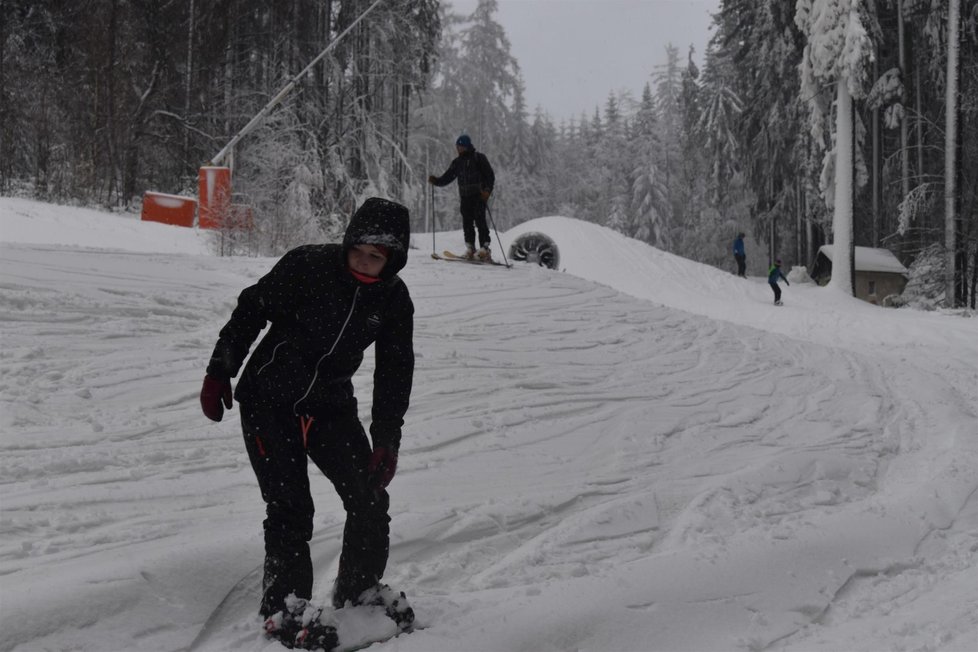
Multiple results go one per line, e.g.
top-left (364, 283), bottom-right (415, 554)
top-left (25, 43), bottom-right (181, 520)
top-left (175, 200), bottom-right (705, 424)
top-left (2, 198), bottom-right (976, 652)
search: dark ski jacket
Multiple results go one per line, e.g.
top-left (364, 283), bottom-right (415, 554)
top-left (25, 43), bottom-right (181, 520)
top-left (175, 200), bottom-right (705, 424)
top-left (768, 264), bottom-right (787, 285)
top-left (206, 199), bottom-right (414, 450)
top-left (733, 237), bottom-right (745, 256)
top-left (431, 148), bottom-right (495, 199)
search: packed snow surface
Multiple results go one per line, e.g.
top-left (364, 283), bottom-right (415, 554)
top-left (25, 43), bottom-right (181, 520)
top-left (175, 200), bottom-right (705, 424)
top-left (1, 199), bottom-right (976, 652)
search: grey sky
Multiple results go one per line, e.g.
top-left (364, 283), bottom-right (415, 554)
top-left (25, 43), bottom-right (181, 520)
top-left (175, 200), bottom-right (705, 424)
top-left (450, 0), bottom-right (720, 123)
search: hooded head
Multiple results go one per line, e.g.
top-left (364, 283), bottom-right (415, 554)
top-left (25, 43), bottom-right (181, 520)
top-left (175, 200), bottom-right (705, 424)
top-left (456, 134), bottom-right (472, 150)
top-left (342, 197), bottom-right (410, 280)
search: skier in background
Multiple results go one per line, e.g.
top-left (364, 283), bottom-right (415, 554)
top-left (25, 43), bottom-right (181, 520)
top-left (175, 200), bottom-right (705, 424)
top-left (428, 134), bottom-right (496, 260)
top-left (200, 198), bottom-right (415, 648)
top-left (768, 258), bottom-right (790, 305)
top-left (733, 232), bottom-right (747, 277)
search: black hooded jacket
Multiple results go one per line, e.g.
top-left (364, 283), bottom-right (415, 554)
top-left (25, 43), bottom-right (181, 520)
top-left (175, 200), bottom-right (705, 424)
top-left (206, 198), bottom-right (414, 450)
top-left (431, 147), bottom-right (495, 198)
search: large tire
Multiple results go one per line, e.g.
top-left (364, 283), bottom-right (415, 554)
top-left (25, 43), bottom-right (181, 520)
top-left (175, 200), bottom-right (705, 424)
top-left (509, 232), bottom-right (560, 269)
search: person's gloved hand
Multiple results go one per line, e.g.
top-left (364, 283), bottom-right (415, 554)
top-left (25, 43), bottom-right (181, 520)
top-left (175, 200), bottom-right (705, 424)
top-left (367, 447), bottom-right (398, 490)
top-left (480, 190), bottom-right (491, 202)
top-left (200, 374), bottom-right (233, 422)
top-left (427, 175), bottom-right (436, 184)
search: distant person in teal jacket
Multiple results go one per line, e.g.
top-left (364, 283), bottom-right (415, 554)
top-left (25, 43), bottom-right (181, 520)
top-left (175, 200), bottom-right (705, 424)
top-left (732, 232), bottom-right (746, 277)
top-left (768, 259), bottom-right (789, 305)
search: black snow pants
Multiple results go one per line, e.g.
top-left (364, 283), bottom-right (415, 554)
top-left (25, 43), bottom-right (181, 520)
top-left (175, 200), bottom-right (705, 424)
top-left (241, 404), bottom-right (391, 617)
top-left (459, 194), bottom-right (490, 249)
top-left (734, 253), bottom-right (746, 277)
top-left (770, 282), bottom-right (782, 303)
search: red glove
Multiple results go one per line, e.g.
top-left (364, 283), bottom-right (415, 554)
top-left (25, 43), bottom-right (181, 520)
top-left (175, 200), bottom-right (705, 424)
top-left (480, 190), bottom-right (491, 202)
top-left (367, 447), bottom-right (398, 490)
top-left (200, 374), bottom-right (233, 422)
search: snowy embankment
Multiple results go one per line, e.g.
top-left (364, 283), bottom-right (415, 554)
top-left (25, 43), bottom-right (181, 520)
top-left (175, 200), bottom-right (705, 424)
top-left (1, 198), bottom-right (976, 652)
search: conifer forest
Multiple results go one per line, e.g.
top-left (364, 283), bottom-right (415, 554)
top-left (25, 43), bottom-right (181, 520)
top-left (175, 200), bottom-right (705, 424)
top-left (2, 0), bottom-right (976, 306)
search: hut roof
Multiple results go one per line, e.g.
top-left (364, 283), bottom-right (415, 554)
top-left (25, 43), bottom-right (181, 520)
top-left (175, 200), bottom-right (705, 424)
top-left (817, 245), bottom-right (908, 275)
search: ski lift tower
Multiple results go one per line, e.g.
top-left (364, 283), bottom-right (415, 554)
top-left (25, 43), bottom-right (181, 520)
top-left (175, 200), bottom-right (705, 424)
top-left (195, 0), bottom-right (386, 230)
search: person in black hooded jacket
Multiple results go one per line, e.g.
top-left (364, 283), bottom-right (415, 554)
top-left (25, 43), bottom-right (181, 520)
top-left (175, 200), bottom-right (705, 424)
top-left (199, 197), bottom-right (415, 641)
top-left (428, 134), bottom-right (495, 260)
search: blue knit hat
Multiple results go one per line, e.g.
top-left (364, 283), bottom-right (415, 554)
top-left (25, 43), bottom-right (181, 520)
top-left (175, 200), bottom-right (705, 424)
top-left (456, 134), bottom-right (472, 148)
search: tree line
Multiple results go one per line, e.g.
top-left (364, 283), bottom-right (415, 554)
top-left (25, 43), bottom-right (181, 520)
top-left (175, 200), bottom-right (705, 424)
top-left (1, 0), bottom-right (975, 306)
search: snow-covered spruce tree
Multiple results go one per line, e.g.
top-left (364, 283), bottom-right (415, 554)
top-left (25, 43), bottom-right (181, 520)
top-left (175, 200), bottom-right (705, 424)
top-left (796, 0), bottom-right (877, 294)
top-left (544, 115), bottom-right (591, 221)
top-left (505, 76), bottom-right (532, 180)
top-left (596, 92), bottom-right (633, 234)
top-left (685, 43), bottom-right (750, 269)
top-left (630, 83), bottom-right (670, 249)
top-left (495, 73), bottom-right (533, 229)
top-left (674, 46), bottom-right (714, 262)
top-left (713, 0), bottom-right (811, 268)
top-left (652, 44), bottom-right (686, 241)
top-left (524, 108), bottom-right (558, 220)
top-left (417, 0), bottom-right (520, 229)
top-left (696, 46), bottom-right (743, 210)
top-left (450, 0), bottom-right (519, 155)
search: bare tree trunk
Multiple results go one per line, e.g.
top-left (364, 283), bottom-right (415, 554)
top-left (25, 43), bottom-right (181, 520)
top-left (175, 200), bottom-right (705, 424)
top-left (184, 0), bottom-right (195, 162)
top-left (104, 0), bottom-right (121, 205)
top-left (795, 177), bottom-right (803, 263)
top-left (914, 63), bottom-right (924, 203)
top-left (970, 248), bottom-right (978, 310)
top-left (871, 63), bottom-right (880, 247)
top-left (223, 2), bottom-right (235, 164)
top-left (945, 0), bottom-right (959, 307)
top-left (805, 191), bottom-right (814, 265)
top-left (353, 14), bottom-right (370, 186)
top-left (0, 4), bottom-right (7, 193)
top-left (402, 80), bottom-right (410, 189)
top-left (897, 0), bottom-right (909, 204)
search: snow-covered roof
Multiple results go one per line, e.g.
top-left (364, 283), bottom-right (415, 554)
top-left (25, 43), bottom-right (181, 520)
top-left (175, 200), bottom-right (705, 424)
top-left (817, 245), bottom-right (908, 275)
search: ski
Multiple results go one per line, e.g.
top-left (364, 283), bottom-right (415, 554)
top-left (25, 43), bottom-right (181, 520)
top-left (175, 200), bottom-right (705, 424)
top-left (431, 251), bottom-right (511, 268)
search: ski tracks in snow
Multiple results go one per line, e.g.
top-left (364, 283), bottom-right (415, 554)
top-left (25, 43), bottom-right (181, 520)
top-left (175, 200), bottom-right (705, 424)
top-left (0, 246), bottom-right (268, 651)
top-left (385, 256), bottom-right (977, 650)
top-left (1, 241), bottom-right (975, 651)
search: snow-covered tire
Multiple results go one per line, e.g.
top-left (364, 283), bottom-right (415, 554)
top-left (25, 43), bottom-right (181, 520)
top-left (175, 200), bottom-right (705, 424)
top-left (508, 232), bottom-right (559, 269)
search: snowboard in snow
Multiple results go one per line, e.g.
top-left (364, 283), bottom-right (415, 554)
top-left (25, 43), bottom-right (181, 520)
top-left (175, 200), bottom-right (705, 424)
top-left (431, 250), bottom-right (511, 268)
top-left (327, 601), bottom-right (418, 651)
top-left (187, 570), bottom-right (418, 652)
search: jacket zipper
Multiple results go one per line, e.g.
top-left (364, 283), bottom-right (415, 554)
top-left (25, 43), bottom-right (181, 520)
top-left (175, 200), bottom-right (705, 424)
top-left (293, 286), bottom-right (360, 415)
top-left (256, 341), bottom-right (286, 376)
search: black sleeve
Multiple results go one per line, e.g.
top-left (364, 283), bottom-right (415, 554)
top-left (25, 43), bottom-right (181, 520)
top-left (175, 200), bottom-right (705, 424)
top-left (205, 248), bottom-right (307, 378)
top-left (478, 153), bottom-right (495, 192)
top-left (431, 158), bottom-right (459, 187)
top-left (369, 282), bottom-right (415, 451)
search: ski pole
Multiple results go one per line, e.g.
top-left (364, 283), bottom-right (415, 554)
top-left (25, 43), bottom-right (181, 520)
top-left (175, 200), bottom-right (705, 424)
top-left (485, 201), bottom-right (511, 267)
top-left (430, 184), bottom-right (436, 255)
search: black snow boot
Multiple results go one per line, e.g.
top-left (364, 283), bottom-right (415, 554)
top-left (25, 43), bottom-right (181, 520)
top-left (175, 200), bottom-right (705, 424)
top-left (264, 594), bottom-right (339, 650)
top-left (357, 584), bottom-right (416, 632)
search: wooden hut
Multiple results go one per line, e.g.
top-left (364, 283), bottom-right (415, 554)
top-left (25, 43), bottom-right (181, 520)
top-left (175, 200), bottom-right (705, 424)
top-left (811, 245), bottom-right (909, 305)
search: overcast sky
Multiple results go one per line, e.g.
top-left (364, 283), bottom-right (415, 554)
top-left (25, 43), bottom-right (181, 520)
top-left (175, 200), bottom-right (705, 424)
top-left (449, 0), bottom-right (720, 123)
